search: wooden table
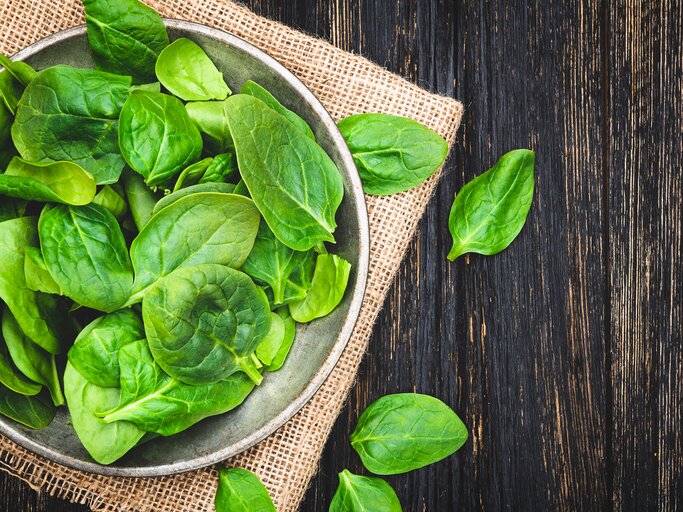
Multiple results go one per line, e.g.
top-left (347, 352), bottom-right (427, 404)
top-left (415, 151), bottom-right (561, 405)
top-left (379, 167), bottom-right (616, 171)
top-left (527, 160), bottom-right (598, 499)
top-left (2, 0), bottom-right (681, 510)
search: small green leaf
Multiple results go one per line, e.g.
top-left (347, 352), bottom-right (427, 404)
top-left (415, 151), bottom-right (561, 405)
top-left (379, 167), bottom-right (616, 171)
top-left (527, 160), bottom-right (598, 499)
top-left (215, 467), bottom-right (276, 512)
top-left (0, 384), bottom-right (54, 429)
top-left (329, 470), bottom-right (402, 512)
top-left (185, 99), bottom-right (235, 153)
top-left (92, 184), bottom-right (128, 219)
top-left (265, 308), bottom-right (296, 372)
top-left (0, 54), bottom-right (37, 86)
top-left (24, 247), bottom-right (62, 296)
top-left (152, 182), bottom-right (236, 215)
top-left (289, 254), bottom-right (351, 323)
top-left (122, 170), bottom-right (160, 231)
top-left (255, 312), bottom-right (286, 366)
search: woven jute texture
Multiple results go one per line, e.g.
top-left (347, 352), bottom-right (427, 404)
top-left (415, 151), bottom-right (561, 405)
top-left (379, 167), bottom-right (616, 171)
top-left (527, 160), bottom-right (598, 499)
top-left (0, 1), bottom-right (463, 510)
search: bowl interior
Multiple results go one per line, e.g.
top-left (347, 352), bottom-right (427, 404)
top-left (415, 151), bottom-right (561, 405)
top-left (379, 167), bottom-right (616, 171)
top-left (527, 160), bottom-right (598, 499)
top-left (0, 20), bottom-right (368, 476)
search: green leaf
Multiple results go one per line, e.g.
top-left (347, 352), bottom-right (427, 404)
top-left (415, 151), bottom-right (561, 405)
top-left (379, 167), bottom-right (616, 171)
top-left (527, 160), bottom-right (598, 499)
top-left (38, 203), bottom-right (134, 312)
top-left (329, 470), bottom-right (402, 512)
top-left (119, 90), bottom-right (203, 187)
top-left (0, 70), bottom-right (24, 115)
top-left (198, 152), bottom-right (236, 184)
top-left (0, 385), bottom-right (54, 429)
top-left (0, 157), bottom-right (97, 205)
top-left (173, 157), bottom-right (213, 192)
top-left (63, 361), bottom-right (145, 464)
top-left (266, 308), bottom-right (297, 372)
top-left (226, 94), bottom-right (344, 251)
top-left (11, 66), bottom-right (131, 184)
top-left (122, 170), bottom-right (159, 231)
top-left (67, 309), bottom-right (145, 388)
top-left (0, 316), bottom-right (42, 396)
top-left (92, 184), bottom-right (128, 219)
top-left (83, 0), bottom-right (169, 83)
top-left (0, 197), bottom-right (27, 222)
top-left (447, 149), bottom-right (535, 260)
top-left (24, 246), bottom-right (62, 296)
top-left (337, 113), bottom-right (448, 196)
top-left (289, 254), bottom-right (351, 323)
top-left (255, 312), bottom-right (286, 366)
top-left (142, 264), bottom-right (271, 385)
top-left (185, 99), bottom-right (234, 153)
top-left (155, 38), bottom-right (230, 101)
top-left (0, 54), bottom-right (37, 86)
top-left (2, 308), bottom-right (64, 406)
top-left (99, 339), bottom-right (255, 436)
top-left (350, 393), bottom-right (468, 475)
top-left (151, 182), bottom-right (236, 215)
top-left (215, 467), bottom-right (276, 512)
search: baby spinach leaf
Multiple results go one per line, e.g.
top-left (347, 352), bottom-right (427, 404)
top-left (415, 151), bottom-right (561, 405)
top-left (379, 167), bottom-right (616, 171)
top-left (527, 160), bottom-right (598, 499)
top-left (119, 90), bottom-right (203, 187)
top-left (82, 0), bottom-right (169, 83)
top-left (11, 66), bottom-right (131, 184)
top-left (0, 54), bottom-right (37, 86)
top-left (215, 467), bottom-right (276, 512)
top-left (226, 94), bottom-right (344, 251)
top-left (0, 97), bottom-right (11, 149)
top-left (2, 309), bottom-right (64, 406)
top-left (0, 385), bottom-right (54, 429)
top-left (93, 185), bottom-right (128, 219)
top-left (39, 203), bottom-right (134, 312)
top-left (0, 70), bottom-right (23, 115)
top-left (0, 216), bottom-right (69, 354)
top-left (173, 157), bottom-right (213, 192)
top-left (131, 82), bottom-right (161, 93)
top-left (24, 246), bottom-right (62, 296)
top-left (129, 192), bottom-right (260, 299)
top-left (185, 99), bottom-right (234, 153)
top-left (198, 152), bottom-right (237, 184)
top-left (152, 182), bottom-right (236, 215)
top-left (0, 157), bottom-right (97, 205)
top-left (122, 170), bottom-right (159, 231)
top-left (68, 309), bottom-right (145, 388)
top-left (99, 338), bottom-right (255, 436)
top-left (0, 323), bottom-right (41, 396)
top-left (266, 309), bottom-right (297, 372)
top-left (63, 361), bottom-right (145, 464)
top-left (329, 470), bottom-right (402, 512)
top-left (337, 113), bottom-right (448, 196)
top-left (448, 149), bottom-right (535, 260)
top-left (289, 254), bottom-right (351, 323)
top-left (240, 80), bottom-right (314, 139)
top-left (350, 393), bottom-right (468, 475)
top-left (142, 264), bottom-right (271, 385)
top-left (255, 312), bottom-right (285, 367)
top-left (233, 179), bottom-right (250, 197)
top-left (155, 38), bottom-right (231, 101)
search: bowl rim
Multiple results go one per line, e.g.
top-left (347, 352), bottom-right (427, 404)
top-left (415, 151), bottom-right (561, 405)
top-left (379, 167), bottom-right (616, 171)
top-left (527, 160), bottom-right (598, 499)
top-left (1, 18), bottom-right (370, 477)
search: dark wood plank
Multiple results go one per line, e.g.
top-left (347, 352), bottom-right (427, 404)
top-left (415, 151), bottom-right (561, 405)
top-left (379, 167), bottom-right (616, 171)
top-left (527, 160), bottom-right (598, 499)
top-left (608, 1), bottom-right (683, 509)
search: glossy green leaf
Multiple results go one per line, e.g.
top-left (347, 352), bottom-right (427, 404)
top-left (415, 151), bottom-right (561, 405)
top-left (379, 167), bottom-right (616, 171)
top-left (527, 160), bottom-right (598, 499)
top-left (215, 467), bottom-right (276, 512)
top-left (0, 54), bottom-right (37, 86)
top-left (93, 185), bottom-right (128, 219)
top-left (338, 113), bottom-right (448, 195)
top-left (289, 254), bottom-right (351, 323)
top-left (122, 170), bottom-right (159, 231)
top-left (11, 66), bottom-right (131, 184)
top-left (350, 393), bottom-right (468, 475)
top-left (38, 204), bottom-right (134, 312)
top-left (83, 0), bottom-right (169, 83)
top-left (142, 264), bottom-right (271, 385)
top-left (198, 152), bottom-right (236, 184)
top-left (0, 157), bottom-right (97, 205)
top-left (99, 338), bottom-right (255, 435)
top-left (131, 81), bottom-right (161, 93)
top-left (266, 308), bottom-right (296, 372)
top-left (152, 182), bottom-right (236, 215)
top-left (185, 99), bottom-right (234, 153)
top-left (0, 70), bottom-right (23, 115)
top-left (24, 246), bottom-right (62, 295)
top-left (0, 97), bottom-right (11, 149)
top-left (0, 385), bottom-right (54, 429)
top-left (255, 312), bottom-right (285, 366)
top-left (329, 470), bottom-right (402, 512)
top-left (173, 157), bottom-right (213, 191)
top-left (119, 90), bottom-right (203, 187)
top-left (0, 318), bottom-right (41, 396)
top-left (155, 38), bottom-right (230, 101)
top-left (68, 309), bottom-right (145, 388)
top-left (447, 149), bottom-right (535, 260)
top-left (226, 94), bottom-right (344, 251)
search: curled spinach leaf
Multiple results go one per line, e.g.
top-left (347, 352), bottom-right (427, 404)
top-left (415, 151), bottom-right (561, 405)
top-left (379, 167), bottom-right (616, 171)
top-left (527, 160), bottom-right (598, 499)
top-left (122, 170), bottom-right (159, 231)
top-left (329, 470), bottom-right (402, 512)
top-left (266, 308), bottom-right (296, 372)
top-left (185, 99), bottom-right (234, 153)
top-left (11, 66), bottom-right (131, 184)
top-left (152, 182), bottom-right (236, 215)
top-left (255, 312), bottom-right (285, 367)
top-left (338, 113), bottom-right (448, 196)
top-left (448, 149), bottom-right (535, 260)
top-left (119, 90), bottom-right (203, 187)
top-left (39, 203), bottom-right (134, 312)
top-left (0, 319), bottom-right (41, 396)
top-left (0, 384), bottom-right (54, 429)
top-left (199, 152), bottom-right (237, 184)
top-left (0, 69), bottom-right (24, 115)
top-left (173, 157), bottom-right (213, 192)
top-left (82, 0), bottom-right (169, 83)
top-left (0, 157), bottom-right (97, 205)
top-left (24, 246), bottom-right (62, 296)
top-left (92, 185), bottom-right (128, 219)
top-left (0, 54), bottom-right (37, 86)
top-left (289, 254), bottom-right (351, 323)
top-left (155, 38), bottom-right (231, 101)
top-left (350, 393), bottom-right (468, 475)
top-left (99, 339), bottom-right (255, 436)
top-left (215, 467), bottom-right (276, 512)
top-left (226, 94), bottom-right (344, 251)
top-left (142, 264), bottom-right (271, 385)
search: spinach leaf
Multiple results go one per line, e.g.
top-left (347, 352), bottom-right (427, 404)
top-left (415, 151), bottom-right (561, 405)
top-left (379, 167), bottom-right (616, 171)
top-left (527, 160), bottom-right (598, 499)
top-left (142, 264), bottom-right (271, 385)
top-left (350, 393), bottom-right (468, 475)
top-left (0, 321), bottom-right (42, 396)
top-left (99, 339), bottom-right (255, 436)
top-left (215, 467), bottom-right (276, 512)
top-left (266, 308), bottom-right (296, 372)
top-left (122, 170), bottom-right (159, 231)
top-left (0, 157), bottom-right (97, 205)
top-left (2, 309), bottom-right (64, 406)
top-left (242, 222), bottom-right (314, 305)
top-left (0, 385), bottom-right (55, 429)
top-left (93, 185), bottom-right (128, 219)
top-left (329, 470), bottom-right (402, 512)
top-left (255, 312), bottom-right (285, 367)
top-left (173, 157), bottom-right (213, 191)
top-left (63, 361), bottom-right (145, 464)
top-left (240, 80), bottom-right (314, 139)
top-left (82, 0), bottom-right (169, 83)
top-left (119, 90), bottom-right (203, 187)
top-left (226, 94), bottom-right (344, 251)
top-left (129, 192), bottom-right (260, 300)
top-left (11, 66), bottom-right (131, 184)
top-left (155, 38), bottom-right (231, 101)
top-left (0, 69), bottom-right (24, 114)
top-left (0, 197), bottom-right (27, 222)
top-left (152, 182), bottom-right (236, 215)
top-left (0, 96), bottom-right (11, 149)
top-left (0, 54), bottom-right (37, 86)
top-left (337, 113), bottom-right (448, 196)
top-left (233, 179), bottom-right (250, 197)
top-left (131, 82), bottom-right (161, 93)
top-left (0, 217), bottom-right (69, 354)
top-left (198, 152), bottom-right (237, 184)
top-left (24, 246), bottom-right (62, 295)
top-left (185, 100), bottom-right (234, 153)
top-left (447, 149), bottom-right (535, 260)
top-left (289, 254), bottom-right (351, 323)
top-left (68, 309), bottom-right (145, 388)
top-left (39, 203), bottom-right (134, 312)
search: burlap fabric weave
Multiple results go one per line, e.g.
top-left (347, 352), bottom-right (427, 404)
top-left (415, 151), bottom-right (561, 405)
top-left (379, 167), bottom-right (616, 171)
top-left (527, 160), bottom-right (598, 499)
top-left (0, 1), bottom-right (463, 510)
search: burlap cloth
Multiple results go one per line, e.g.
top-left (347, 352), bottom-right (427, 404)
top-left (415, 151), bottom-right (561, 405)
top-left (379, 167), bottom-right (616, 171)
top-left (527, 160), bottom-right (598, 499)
top-left (0, 1), bottom-right (463, 510)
